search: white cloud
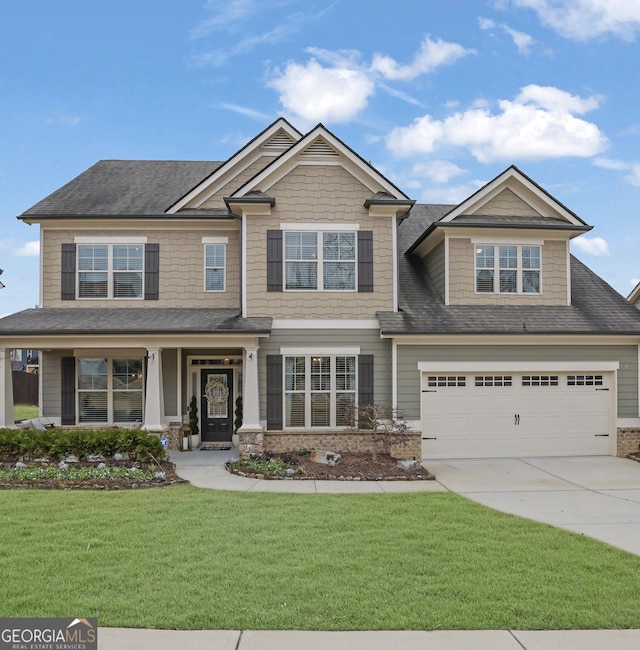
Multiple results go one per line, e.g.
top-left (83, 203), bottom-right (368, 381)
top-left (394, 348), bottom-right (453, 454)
top-left (593, 157), bottom-right (629, 170)
top-left (46, 115), bottom-right (83, 126)
top-left (385, 84), bottom-right (607, 163)
top-left (217, 103), bottom-right (271, 121)
top-left (572, 236), bottom-right (611, 256)
top-left (479, 16), bottom-right (536, 54)
top-left (631, 277), bottom-right (640, 287)
top-left (268, 59), bottom-right (375, 125)
top-left (15, 241), bottom-right (40, 257)
top-left (370, 36), bottom-right (474, 80)
top-left (626, 163), bottom-right (640, 186)
top-left (190, 0), bottom-right (255, 38)
top-left (421, 180), bottom-right (485, 204)
top-left (412, 160), bottom-right (466, 184)
top-left (510, 0), bottom-right (640, 40)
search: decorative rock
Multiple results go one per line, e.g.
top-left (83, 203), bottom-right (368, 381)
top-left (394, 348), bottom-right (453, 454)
top-left (154, 471), bottom-right (167, 482)
top-left (13, 461), bottom-right (27, 469)
top-left (285, 468), bottom-right (296, 477)
top-left (113, 453), bottom-right (129, 461)
top-left (58, 461), bottom-right (68, 469)
top-left (87, 454), bottom-right (106, 462)
top-left (309, 450), bottom-right (342, 465)
top-left (397, 459), bottom-right (420, 471)
top-left (63, 455), bottom-right (80, 464)
top-left (97, 463), bottom-right (106, 469)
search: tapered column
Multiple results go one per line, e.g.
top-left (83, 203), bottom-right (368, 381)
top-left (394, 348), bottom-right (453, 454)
top-left (143, 347), bottom-right (165, 431)
top-left (239, 345), bottom-right (261, 430)
top-left (0, 349), bottom-right (14, 428)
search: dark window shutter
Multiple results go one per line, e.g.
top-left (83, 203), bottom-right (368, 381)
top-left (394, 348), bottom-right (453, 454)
top-left (144, 243), bottom-right (159, 300)
top-left (267, 230), bottom-right (283, 292)
top-left (358, 353), bottom-right (374, 420)
top-left (266, 355), bottom-right (283, 430)
top-left (358, 231), bottom-right (373, 292)
top-left (61, 356), bottom-right (76, 425)
top-left (61, 244), bottom-right (76, 300)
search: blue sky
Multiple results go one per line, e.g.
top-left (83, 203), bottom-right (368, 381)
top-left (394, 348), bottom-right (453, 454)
top-left (2, 0), bottom-right (640, 315)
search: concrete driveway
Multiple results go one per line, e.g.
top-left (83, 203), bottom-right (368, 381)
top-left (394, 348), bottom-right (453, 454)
top-left (427, 456), bottom-right (640, 556)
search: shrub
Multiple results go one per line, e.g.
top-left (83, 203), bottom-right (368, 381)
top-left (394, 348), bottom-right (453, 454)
top-left (0, 427), bottom-right (166, 462)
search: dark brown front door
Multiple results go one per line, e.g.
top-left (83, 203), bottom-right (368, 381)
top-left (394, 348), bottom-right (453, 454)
top-left (200, 369), bottom-right (234, 443)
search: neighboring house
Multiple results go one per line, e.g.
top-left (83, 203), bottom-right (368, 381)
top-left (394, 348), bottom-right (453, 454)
top-left (10, 349), bottom-right (38, 372)
top-left (0, 118), bottom-right (639, 459)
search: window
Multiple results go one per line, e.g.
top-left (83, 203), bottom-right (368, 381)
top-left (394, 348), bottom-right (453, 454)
top-left (522, 375), bottom-right (558, 387)
top-left (475, 376), bottom-right (513, 387)
top-left (77, 358), bottom-right (143, 423)
top-left (204, 244), bottom-right (225, 291)
top-left (426, 376), bottom-right (466, 387)
top-left (284, 355), bottom-right (356, 427)
top-left (475, 244), bottom-right (540, 294)
top-left (284, 231), bottom-right (356, 290)
top-left (78, 244), bottom-right (143, 299)
top-left (568, 375), bottom-right (604, 386)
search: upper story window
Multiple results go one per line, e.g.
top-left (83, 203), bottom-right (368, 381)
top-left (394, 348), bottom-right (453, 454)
top-left (204, 244), bottom-right (226, 291)
top-left (475, 244), bottom-right (540, 294)
top-left (284, 231), bottom-right (356, 291)
top-left (78, 244), bottom-right (143, 299)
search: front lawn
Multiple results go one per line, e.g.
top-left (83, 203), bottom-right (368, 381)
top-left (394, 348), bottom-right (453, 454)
top-left (1, 486), bottom-right (638, 630)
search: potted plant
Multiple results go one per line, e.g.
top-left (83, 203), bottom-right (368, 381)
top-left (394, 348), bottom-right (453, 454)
top-left (188, 395), bottom-right (200, 449)
top-left (232, 396), bottom-right (243, 447)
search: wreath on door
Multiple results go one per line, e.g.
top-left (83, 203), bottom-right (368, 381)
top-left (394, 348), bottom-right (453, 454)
top-left (203, 376), bottom-right (229, 405)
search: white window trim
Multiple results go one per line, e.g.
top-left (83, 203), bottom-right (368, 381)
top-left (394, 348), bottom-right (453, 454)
top-left (417, 362), bottom-right (619, 372)
top-left (280, 223), bottom-right (360, 231)
top-left (76, 356), bottom-right (144, 424)
top-left (77, 243), bottom-right (144, 300)
top-left (475, 243), bottom-right (542, 295)
top-left (75, 236), bottom-right (147, 244)
top-left (283, 230), bottom-right (357, 292)
top-left (284, 353), bottom-right (358, 429)
top-left (202, 236), bottom-right (229, 244)
top-left (204, 242), bottom-right (226, 292)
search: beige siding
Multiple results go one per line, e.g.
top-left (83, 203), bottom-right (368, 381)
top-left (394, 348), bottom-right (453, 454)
top-left (246, 165), bottom-right (396, 318)
top-left (200, 157), bottom-right (274, 210)
top-left (448, 238), bottom-right (567, 305)
top-left (42, 227), bottom-right (241, 308)
top-left (473, 188), bottom-right (541, 216)
top-left (423, 240), bottom-right (445, 300)
top-left (396, 344), bottom-right (638, 420)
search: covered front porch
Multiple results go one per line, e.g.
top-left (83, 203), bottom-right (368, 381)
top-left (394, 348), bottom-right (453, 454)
top-left (0, 308), bottom-right (272, 447)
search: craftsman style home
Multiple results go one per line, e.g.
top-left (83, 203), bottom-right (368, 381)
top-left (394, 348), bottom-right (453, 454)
top-left (1, 118), bottom-right (639, 459)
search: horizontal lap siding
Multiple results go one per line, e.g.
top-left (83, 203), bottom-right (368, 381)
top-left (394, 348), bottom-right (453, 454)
top-left (396, 344), bottom-right (638, 420)
top-left (42, 350), bottom-right (71, 419)
top-left (259, 329), bottom-right (391, 422)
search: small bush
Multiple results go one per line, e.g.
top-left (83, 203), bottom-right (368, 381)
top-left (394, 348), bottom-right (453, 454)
top-left (0, 428), bottom-right (166, 462)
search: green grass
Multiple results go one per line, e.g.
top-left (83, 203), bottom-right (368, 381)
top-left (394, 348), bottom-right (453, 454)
top-left (1, 486), bottom-right (639, 630)
top-left (13, 404), bottom-right (39, 421)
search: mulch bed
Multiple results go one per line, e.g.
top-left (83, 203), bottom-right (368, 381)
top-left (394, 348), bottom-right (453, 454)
top-left (0, 460), bottom-right (185, 490)
top-left (228, 452), bottom-right (435, 481)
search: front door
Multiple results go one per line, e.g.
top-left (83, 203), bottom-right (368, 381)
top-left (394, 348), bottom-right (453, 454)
top-left (200, 369), bottom-right (234, 443)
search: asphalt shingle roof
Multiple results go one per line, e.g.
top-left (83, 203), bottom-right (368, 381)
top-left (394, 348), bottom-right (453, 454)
top-left (20, 160), bottom-right (223, 217)
top-left (378, 207), bottom-right (640, 336)
top-left (0, 308), bottom-right (271, 335)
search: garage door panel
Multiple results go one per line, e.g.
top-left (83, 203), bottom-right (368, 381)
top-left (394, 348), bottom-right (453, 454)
top-left (421, 371), bottom-right (613, 459)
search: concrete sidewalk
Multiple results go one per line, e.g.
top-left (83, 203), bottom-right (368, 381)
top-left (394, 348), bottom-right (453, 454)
top-left (98, 627), bottom-right (640, 649)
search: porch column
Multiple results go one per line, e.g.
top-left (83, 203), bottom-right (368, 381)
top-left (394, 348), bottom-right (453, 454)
top-left (239, 345), bottom-right (261, 430)
top-left (0, 349), bottom-right (15, 428)
top-left (143, 346), bottom-right (165, 431)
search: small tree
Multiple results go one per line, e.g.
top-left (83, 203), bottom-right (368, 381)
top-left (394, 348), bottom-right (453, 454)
top-left (188, 395), bottom-right (199, 437)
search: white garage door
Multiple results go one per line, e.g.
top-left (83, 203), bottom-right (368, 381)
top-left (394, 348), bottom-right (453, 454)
top-left (421, 371), bottom-right (614, 459)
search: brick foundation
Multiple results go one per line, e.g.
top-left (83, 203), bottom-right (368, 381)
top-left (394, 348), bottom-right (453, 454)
top-left (239, 429), bottom-right (421, 460)
top-left (617, 427), bottom-right (640, 457)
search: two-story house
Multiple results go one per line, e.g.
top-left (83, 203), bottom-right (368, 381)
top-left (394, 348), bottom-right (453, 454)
top-left (1, 118), bottom-right (639, 459)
